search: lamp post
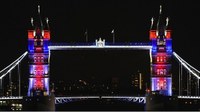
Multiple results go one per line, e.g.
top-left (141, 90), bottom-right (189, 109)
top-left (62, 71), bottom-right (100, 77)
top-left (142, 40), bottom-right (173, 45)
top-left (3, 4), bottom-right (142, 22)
top-left (111, 29), bottom-right (115, 44)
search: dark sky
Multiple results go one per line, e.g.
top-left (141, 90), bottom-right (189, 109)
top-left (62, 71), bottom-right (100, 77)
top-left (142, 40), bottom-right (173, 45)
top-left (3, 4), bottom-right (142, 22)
top-left (0, 0), bottom-right (200, 84)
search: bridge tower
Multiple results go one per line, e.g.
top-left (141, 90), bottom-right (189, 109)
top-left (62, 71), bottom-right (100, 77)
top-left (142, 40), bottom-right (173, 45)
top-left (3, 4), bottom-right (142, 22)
top-left (27, 5), bottom-right (50, 96)
top-left (149, 6), bottom-right (172, 96)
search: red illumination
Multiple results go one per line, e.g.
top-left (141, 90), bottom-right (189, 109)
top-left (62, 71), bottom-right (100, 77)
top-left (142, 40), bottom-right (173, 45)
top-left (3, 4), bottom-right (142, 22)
top-left (166, 30), bottom-right (171, 39)
top-left (146, 88), bottom-right (151, 93)
top-left (156, 57), bottom-right (159, 62)
top-left (35, 78), bottom-right (44, 90)
top-left (154, 53), bottom-right (168, 63)
top-left (33, 54), bottom-right (45, 64)
top-left (35, 74), bottom-right (43, 78)
top-left (34, 65), bottom-right (44, 89)
top-left (155, 65), bottom-right (166, 69)
top-left (150, 30), bottom-right (157, 40)
top-left (28, 30), bottom-right (34, 39)
top-left (43, 30), bottom-right (50, 39)
top-left (158, 47), bottom-right (165, 51)
top-left (156, 78), bottom-right (167, 90)
top-left (35, 47), bottom-right (42, 52)
top-left (156, 56), bottom-right (167, 63)
top-left (35, 65), bottom-right (43, 70)
top-left (156, 68), bottom-right (166, 75)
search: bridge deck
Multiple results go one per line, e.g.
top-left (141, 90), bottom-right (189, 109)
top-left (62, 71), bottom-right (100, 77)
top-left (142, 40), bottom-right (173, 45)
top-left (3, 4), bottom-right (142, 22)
top-left (49, 43), bottom-right (152, 50)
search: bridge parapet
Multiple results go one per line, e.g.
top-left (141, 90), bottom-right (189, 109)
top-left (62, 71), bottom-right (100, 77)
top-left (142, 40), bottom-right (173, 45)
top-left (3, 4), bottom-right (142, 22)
top-left (0, 96), bottom-right (23, 100)
top-left (178, 96), bottom-right (200, 99)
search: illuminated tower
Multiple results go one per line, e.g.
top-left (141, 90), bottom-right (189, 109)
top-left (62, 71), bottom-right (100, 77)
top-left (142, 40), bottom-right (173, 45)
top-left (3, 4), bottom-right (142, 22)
top-left (27, 6), bottom-right (50, 96)
top-left (149, 6), bottom-right (172, 96)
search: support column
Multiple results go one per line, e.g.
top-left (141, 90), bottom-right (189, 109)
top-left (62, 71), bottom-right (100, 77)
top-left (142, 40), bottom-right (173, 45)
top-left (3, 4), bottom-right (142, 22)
top-left (187, 72), bottom-right (188, 96)
top-left (48, 49), bottom-right (51, 95)
top-left (0, 78), bottom-right (3, 96)
top-left (0, 79), bottom-right (2, 90)
top-left (198, 79), bottom-right (199, 96)
top-left (189, 72), bottom-right (191, 96)
top-left (187, 72), bottom-right (191, 96)
top-left (178, 63), bottom-right (181, 96)
top-left (195, 78), bottom-right (198, 96)
top-left (180, 64), bottom-right (183, 96)
top-left (179, 63), bottom-right (181, 96)
top-left (9, 72), bottom-right (12, 96)
top-left (18, 64), bottom-right (21, 96)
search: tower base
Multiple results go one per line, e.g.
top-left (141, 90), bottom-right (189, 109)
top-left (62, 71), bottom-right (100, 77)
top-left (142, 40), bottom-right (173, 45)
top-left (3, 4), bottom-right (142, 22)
top-left (145, 94), bottom-right (178, 111)
top-left (22, 95), bottom-right (55, 111)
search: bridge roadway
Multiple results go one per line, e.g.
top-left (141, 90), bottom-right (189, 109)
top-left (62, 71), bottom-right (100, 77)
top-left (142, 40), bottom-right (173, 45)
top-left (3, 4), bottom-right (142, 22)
top-left (0, 96), bottom-right (146, 104)
top-left (55, 96), bottom-right (146, 104)
top-left (1, 95), bottom-right (200, 104)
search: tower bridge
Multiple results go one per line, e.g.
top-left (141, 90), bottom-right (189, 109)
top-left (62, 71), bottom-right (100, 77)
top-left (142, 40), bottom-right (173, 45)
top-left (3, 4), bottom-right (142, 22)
top-left (0, 5), bottom-right (200, 111)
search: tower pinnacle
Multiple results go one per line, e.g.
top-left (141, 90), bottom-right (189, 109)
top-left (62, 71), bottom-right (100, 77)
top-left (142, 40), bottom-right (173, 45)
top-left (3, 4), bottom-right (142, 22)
top-left (38, 5), bottom-right (40, 14)
top-left (159, 5), bottom-right (162, 15)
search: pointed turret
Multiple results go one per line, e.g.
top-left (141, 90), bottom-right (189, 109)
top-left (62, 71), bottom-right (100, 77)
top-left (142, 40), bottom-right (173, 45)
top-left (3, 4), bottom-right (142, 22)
top-left (44, 17), bottom-right (50, 30)
top-left (149, 17), bottom-right (157, 40)
top-left (156, 5), bottom-right (166, 38)
top-left (150, 17), bottom-right (154, 30)
top-left (31, 17), bottom-right (34, 28)
top-left (155, 5), bottom-right (171, 39)
top-left (37, 5), bottom-right (43, 30)
top-left (165, 17), bottom-right (169, 29)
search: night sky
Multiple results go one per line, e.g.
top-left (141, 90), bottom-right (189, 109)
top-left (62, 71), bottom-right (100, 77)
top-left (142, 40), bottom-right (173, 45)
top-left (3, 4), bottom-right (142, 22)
top-left (0, 0), bottom-right (200, 87)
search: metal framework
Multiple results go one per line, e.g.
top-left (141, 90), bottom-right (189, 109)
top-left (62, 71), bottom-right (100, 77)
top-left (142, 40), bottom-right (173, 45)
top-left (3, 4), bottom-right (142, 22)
top-left (55, 96), bottom-right (146, 104)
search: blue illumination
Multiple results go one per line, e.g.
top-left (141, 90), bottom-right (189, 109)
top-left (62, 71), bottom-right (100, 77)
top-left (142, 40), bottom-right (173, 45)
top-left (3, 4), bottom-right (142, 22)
top-left (29, 65), bottom-right (49, 75)
top-left (44, 78), bottom-right (49, 95)
top-left (28, 29), bottom-right (50, 96)
top-left (152, 39), bottom-right (157, 53)
top-left (151, 77), bottom-right (172, 96)
top-left (29, 65), bottom-right (34, 74)
top-left (28, 78), bottom-right (34, 96)
top-left (150, 29), bottom-right (173, 97)
top-left (43, 40), bottom-right (49, 53)
top-left (28, 40), bottom-right (34, 53)
top-left (44, 65), bottom-right (49, 74)
top-left (166, 39), bottom-right (172, 53)
top-left (152, 39), bottom-right (157, 48)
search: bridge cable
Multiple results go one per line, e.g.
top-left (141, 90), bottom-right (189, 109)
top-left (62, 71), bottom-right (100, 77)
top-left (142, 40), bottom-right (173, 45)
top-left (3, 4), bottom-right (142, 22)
top-left (173, 52), bottom-right (200, 79)
top-left (0, 51), bottom-right (28, 79)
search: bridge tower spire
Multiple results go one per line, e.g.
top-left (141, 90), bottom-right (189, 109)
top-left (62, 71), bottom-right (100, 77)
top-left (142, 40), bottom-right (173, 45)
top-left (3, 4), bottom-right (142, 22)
top-left (149, 5), bottom-right (172, 96)
top-left (27, 5), bottom-right (50, 96)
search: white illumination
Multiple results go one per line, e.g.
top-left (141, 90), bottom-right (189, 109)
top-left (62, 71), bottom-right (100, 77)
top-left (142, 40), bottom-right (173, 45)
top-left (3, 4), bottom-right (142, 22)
top-left (49, 45), bottom-right (152, 50)
top-left (55, 96), bottom-right (146, 104)
top-left (0, 52), bottom-right (28, 79)
top-left (174, 52), bottom-right (200, 74)
top-left (173, 52), bottom-right (200, 79)
top-left (96, 38), bottom-right (105, 47)
top-left (178, 96), bottom-right (200, 99)
top-left (0, 96), bottom-right (23, 100)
